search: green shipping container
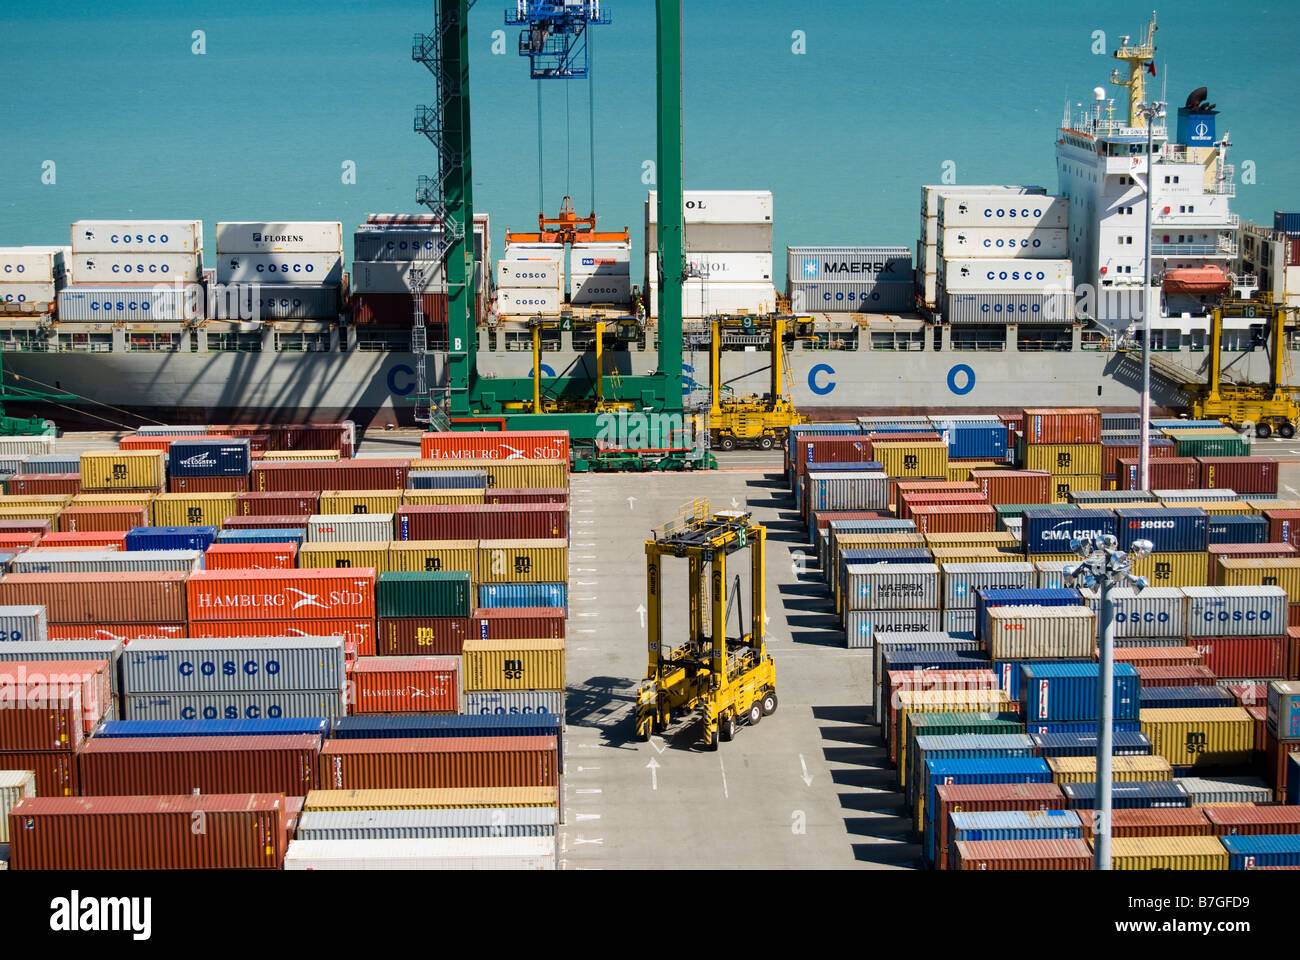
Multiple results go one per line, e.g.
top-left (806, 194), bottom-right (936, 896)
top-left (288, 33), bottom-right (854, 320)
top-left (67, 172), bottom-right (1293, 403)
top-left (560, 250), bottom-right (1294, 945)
top-left (904, 712), bottom-right (1027, 791)
top-left (1172, 436), bottom-right (1248, 458)
top-left (377, 570), bottom-right (472, 618)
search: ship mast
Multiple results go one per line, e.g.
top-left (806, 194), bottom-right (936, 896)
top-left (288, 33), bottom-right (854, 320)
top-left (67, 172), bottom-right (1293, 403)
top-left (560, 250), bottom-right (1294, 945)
top-left (1109, 11), bottom-right (1158, 126)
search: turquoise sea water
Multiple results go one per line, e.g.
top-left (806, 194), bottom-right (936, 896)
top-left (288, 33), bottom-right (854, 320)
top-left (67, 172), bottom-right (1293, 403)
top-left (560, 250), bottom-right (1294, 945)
top-left (2, 0), bottom-right (1296, 289)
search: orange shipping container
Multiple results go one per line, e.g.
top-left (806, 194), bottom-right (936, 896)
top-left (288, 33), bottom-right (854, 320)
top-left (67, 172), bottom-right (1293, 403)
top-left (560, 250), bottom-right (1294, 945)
top-left (47, 623), bottom-right (187, 642)
top-left (316, 736), bottom-right (558, 790)
top-left (186, 568), bottom-right (376, 622)
top-left (1021, 408), bottom-right (1102, 445)
top-left (7, 474), bottom-right (81, 496)
top-left (119, 433), bottom-right (239, 453)
top-left (0, 571), bottom-right (188, 624)
top-left (908, 504), bottom-right (996, 534)
top-left (0, 532), bottom-right (40, 552)
top-left (897, 492), bottom-right (989, 521)
top-left (188, 617), bottom-right (376, 658)
top-left (203, 542), bottom-right (300, 570)
top-left (57, 505), bottom-right (149, 533)
top-left (968, 469), bottom-right (1052, 506)
top-left (349, 657), bottom-right (460, 714)
top-left (39, 531), bottom-right (128, 550)
top-left (419, 430), bottom-right (569, 463)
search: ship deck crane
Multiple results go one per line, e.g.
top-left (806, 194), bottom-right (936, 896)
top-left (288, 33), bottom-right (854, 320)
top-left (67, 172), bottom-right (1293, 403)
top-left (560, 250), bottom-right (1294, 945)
top-left (1110, 11), bottom-right (1158, 127)
top-left (637, 500), bottom-right (777, 748)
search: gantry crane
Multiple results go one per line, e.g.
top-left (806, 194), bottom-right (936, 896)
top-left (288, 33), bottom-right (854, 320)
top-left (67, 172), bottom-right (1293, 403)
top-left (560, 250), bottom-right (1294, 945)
top-left (506, 0), bottom-right (611, 79)
top-left (637, 501), bottom-right (777, 748)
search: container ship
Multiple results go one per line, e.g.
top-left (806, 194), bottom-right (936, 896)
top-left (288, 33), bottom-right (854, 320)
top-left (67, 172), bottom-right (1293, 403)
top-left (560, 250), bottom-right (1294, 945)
top-left (1, 15), bottom-right (1297, 430)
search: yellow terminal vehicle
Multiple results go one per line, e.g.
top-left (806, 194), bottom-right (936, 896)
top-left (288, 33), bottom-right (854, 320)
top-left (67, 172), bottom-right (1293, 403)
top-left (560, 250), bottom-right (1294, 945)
top-left (700, 315), bottom-right (808, 451)
top-left (636, 500), bottom-right (777, 748)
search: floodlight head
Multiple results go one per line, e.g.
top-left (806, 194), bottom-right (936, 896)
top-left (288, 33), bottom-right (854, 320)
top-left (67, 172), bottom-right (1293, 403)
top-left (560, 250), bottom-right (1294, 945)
top-left (1100, 534), bottom-right (1119, 551)
top-left (1128, 574), bottom-right (1150, 593)
top-left (1070, 537), bottom-right (1093, 557)
top-left (1130, 538), bottom-right (1154, 560)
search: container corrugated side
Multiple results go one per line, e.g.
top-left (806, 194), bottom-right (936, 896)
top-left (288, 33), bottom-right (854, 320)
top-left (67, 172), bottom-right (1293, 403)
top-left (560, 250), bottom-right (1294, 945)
top-left (0, 770), bottom-right (36, 842)
top-left (1140, 707), bottom-right (1256, 769)
top-left (120, 636), bottom-right (346, 695)
top-left (316, 736), bottom-right (558, 790)
top-left (77, 735), bottom-right (322, 797)
top-left (1103, 835), bottom-right (1228, 870)
top-left (295, 807), bottom-right (557, 841)
top-left (844, 563), bottom-right (939, 611)
top-left (388, 540), bottom-right (479, 576)
top-left (462, 638), bottom-right (565, 691)
top-left (0, 571), bottom-right (187, 624)
top-left (477, 539), bottom-right (568, 583)
top-left (984, 605), bottom-right (1096, 660)
top-left (1183, 586), bottom-right (1288, 637)
top-left (186, 568), bottom-right (376, 622)
top-left (303, 786), bottom-right (558, 811)
top-left (845, 609), bottom-right (942, 648)
top-left (462, 690), bottom-right (564, 718)
top-left (306, 514), bottom-right (395, 543)
top-left (1078, 586), bottom-right (1185, 639)
top-left (942, 563), bottom-right (1034, 609)
top-left (282, 836), bottom-right (554, 870)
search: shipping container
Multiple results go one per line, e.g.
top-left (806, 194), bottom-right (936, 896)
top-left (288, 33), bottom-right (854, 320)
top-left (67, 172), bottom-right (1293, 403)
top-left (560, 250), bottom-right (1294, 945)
top-left (317, 490), bottom-right (403, 515)
top-left (472, 607), bottom-right (565, 640)
top-left (1198, 456), bottom-right (1278, 494)
top-left (1113, 507), bottom-right (1208, 554)
top-left (1044, 755), bottom-right (1172, 784)
top-left (892, 689), bottom-right (1016, 769)
top-left (1019, 662), bottom-right (1141, 723)
top-left (303, 785), bottom-right (556, 812)
top-left (296, 542), bottom-right (392, 572)
top-left (222, 515), bottom-right (309, 532)
top-left (189, 616), bottom-right (373, 658)
top-left (1020, 508), bottom-right (1116, 556)
top-left (59, 284), bottom-right (199, 322)
top-left (78, 450), bottom-right (164, 491)
top-left (844, 563), bottom-right (939, 612)
top-left (1268, 680), bottom-right (1300, 739)
top-left (408, 470), bottom-right (490, 491)
top-left (804, 472), bottom-right (889, 512)
top-left (908, 504), bottom-right (996, 534)
top-left (918, 757), bottom-right (1053, 834)
top-left (1189, 636), bottom-right (1286, 679)
top-left (70, 251), bottom-right (201, 284)
top-left (217, 252), bottom-right (341, 285)
top-left (1076, 585), bottom-right (1185, 639)
top-left (168, 439), bottom-right (251, 478)
top-left (1207, 514), bottom-right (1269, 545)
top-left (120, 636), bottom-right (345, 696)
top-left (250, 460), bottom-right (409, 494)
top-left (124, 690), bottom-right (346, 722)
top-left (0, 570), bottom-right (187, 624)
top-left (78, 735), bottom-right (321, 796)
top-left (462, 690), bottom-right (564, 718)
top-left (1132, 551), bottom-right (1210, 588)
top-left (1221, 834), bottom-right (1300, 869)
top-left (247, 284), bottom-right (341, 320)
top-left (203, 541), bottom-right (299, 570)
top-left (407, 458), bottom-right (567, 491)
top-left (1218, 557), bottom-right (1300, 605)
top-left (282, 835), bottom-right (554, 870)
top-left (236, 491), bottom-right (318, 516)
top-left (478, 539), bottom-right (568, 584)
top-left (351, 657), bottom-right (460, 715)
top-left (967, 470), bottom-right (1051, 506)
top-left (1183, 585), bottom-right (1288, 637)
top-left (124, 526), bottom-right (218, 552)
top-left (215, 221), bottom-right (343, 254)
top-left (1203, 805), bottom-right (1300, 836)
top-left (0, 605), bottom-right (47, 642)
top-left (150, 493), bottom-right (239, 528)
top-left (1140, 707), bottom-right (1255, 769)
top-left (1116, 457), bottom-right (1201, 491)
top-left (1140, 685), bottom-right (1237, 708)
top-left (462, 637), bottom-right (565, 692)
top-left (477, 582), bottom-right (567, 610)
top-left (317, 735), bottom-right (557, 790)
top-left (887, 672), bottom-right (1004, 756)
top-left (930, 781), bottom-right (1066, 869)
top-left (868, 442), bottom-right (949, 481)
top-left (942, 563), bottom-right (1035, 609)
top-left (1061, 779), bottom-right (1191, 809)
top-left (387, 539), bottom-right (478, 577)
top-left (397, 504), bottom-right (567, 542)
top-left (186, 568), bottom-right (376, 621)
top-left (306, 514), bottom-right (395, 543)
top-left (1029, 731), bottom-right (1153, 757)
top-left (5, 473), bottom-right (79, 496)
top-left (984, 605), bottom-right (1096, 660)
top-left (97, 718), bottom-right (331, 738)
top-left (0, 769), bottom-right (36, 842)
top-left (1102, 835), bottom-right (1228, 870)
top-left (295, 806), bottom-right (556, 841)
top-left (845, 609), bottom-right (943, 648)
top-left (71, 219), bottom-right (201, 253)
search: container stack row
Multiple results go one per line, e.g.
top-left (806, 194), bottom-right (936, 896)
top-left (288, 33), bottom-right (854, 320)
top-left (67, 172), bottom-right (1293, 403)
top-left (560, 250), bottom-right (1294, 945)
top-left (212, 221), bottom-right (344, 321)
top-left (0, 246), bottom-right (69, 315)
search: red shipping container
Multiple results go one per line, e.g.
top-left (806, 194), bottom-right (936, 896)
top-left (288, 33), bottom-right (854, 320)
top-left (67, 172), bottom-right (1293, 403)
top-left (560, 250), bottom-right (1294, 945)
top-left (352, 292), bottom-right (452, 328)
top-left (908, 504), bottom-right (996, 535)
top-left (168, 475), bottom-right (248, 494)
top-left (349, 657), bottom-right (459, 714)
top-left (47, 623), bottom-right (187, 642)
top-left (0, 519), bottom-right (52, 535)
top-left (1199, 456), bottom-right (1278, 495)
top-left (79, 735), bottom-right (322, 797)
top-left (1075, 808), bottom-right (1213, 839)
top-left (1291, 625), bottom-right (1300, 679)
top-left (887, 478), bottom-right (968, 509)
top-left (0, 686), bottom-right (81, 751)
top-left (1188, 636), bottom-right (1287, 679)
top-left (1292, 606), bottom-right (1300, 629)
top-left (0, 532), bottom-right (40, 551)
top-left (8, 794), bottom-right (287, 870)
top-left (932, 782), bottom-right (1067, 871)
top-left (483, 487), bottom-right (569, 506)
top-left (57, 505), bottom-right (149, 533)
top-left (6, 473), bottom-right (80, 496)
top-left (1021, 408), bottom-right (1101, 445)
top-left (377, 617), bottom-right (469, 656)
top-left (221, 514), bottom-right (310, 531)
top-left (1115, 646), bottom-right (1201, 666)
top-left (1204, 806), bottom-right (1300, 836)
top-left (203, 541), bottom-right (300, 570)
top-left (1247, 703), bottom-right (1269, 753)
top-left (1101, 441), bottom-right (1176, 480)
top-left (236, 491), bottom-right (319, 516)
top-left (883, 670), bottom-right (1002, 760)
top-left (1266, 510), bottom-right (1300, 550)
top-left (471, 607), bottom-right (565, 640)
top-left (1225, 683), bottom-right (1269, 707)
top-left (865, 431), bottom-right (941, 444)
top-left (397, 503), bottom-right (567, 541)
top-left (1116, 457), bottom-right (1201, 491)
top-left (1264, 731), bottom-right (1300, 801)
top-left (0, 571), bottom-right (188, 624)
top-left (0, 660), bottom-right (111, 737)
top-left (967, 469), bottom-right (1052, 506)
top-left (897, 492), bottom-right (989, 521)
top-left (187, 568), bottom-right (376, 622)
top-left (317, 735), bottom-right (557, 789)
top-left (189, 617), bottom-right (375, 658)
top-left (955, 837), bottom-right (1092, 870)
top-left (1209, 543), bottom-right (1299, 584)
top-left (213, 423), bottom-right (354, 458)
top-left (119, 433), bottom-right (239, 453)
top-left (1133, 664), bottom-right (1218, 688)
top-left (793, 435), bottom-right (875, 483)
top-left (250, 459), bottom-right (409, 492)
top-left (0, 748), bottom-right (77, 796)
top-left (419, 430), bottom-right (569, 463)
top-left (39, 531), bottom-right (128, 549)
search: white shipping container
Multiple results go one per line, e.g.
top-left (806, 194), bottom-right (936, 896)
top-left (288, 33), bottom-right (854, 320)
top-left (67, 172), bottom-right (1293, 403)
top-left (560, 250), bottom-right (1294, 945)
top-left (937, 195), bottom-right (1070, 229)
top-left (462, 689), bottom-right (564, 717)
top-left (683, 252), bottom-right (772, 282)
top-left (939, 257), bottom-right (1072, 292)
top-left (651, 277), bottom-right (778, 318)
top-left (121, 636), bottom-right (346, 695)
top-left (845, 563), bottom-right (940, 611)
top-left (845, 609), bottom-right (942, 649)
top-left (570, 274), bottom-right (632, 304)
top-left (806, 471), bottom-right (889, 511)
top-left (1182, 586), bottom-right (1288, 638)
top-left (296, 807), bottom-right (557, 841)
top-left (497, 287), bottom-right (561, 316)
top-left (985, 605), bottom-right (1097, 660)
top-left (504, 242), bottom-right (565, 259)
top-left (1034, 561), bottom-right (1076, 591)
top-left (57, 285), bottom-right (200, 322)
top-left (9, 549), bottom-right (204, 574)
top-left (215, 222), bottom-right (343, 254)
top-left (571, 242), bottom-right (631, 276)
top-left (646, 190), bottom-right (773, 225)
top-left (71, 252), bottom-right (202, 284)
top-left (0, 247), bottom-right (66, 280)
top-left (72, 220), bottom-right (202, 254)
top-left (921, 185), bottom-right (1047, 219)
top-left (1079, 586), bottom-right (1186, 639)
top-left (940, 227), bottom-right (1069, 259)
top-left (217, 252), bottom-right (342, 286)
top-left (0, 437), bottom-right (54, 456)
top-left (0, 771), bottom-right (36, 843)
top-left (306, 514), bottom-right (395, 543)
top-left (496, 259), bottom-right (562, 288)
top-left (942, 562), bottom-right (1035, 609)
top-left (1152, 489), bottom-right (1240, 502)
top-left (250, 285), bottom-right (341, 320)
top-left (0, 283), bottom-right (57, 304)
top-left (283, 836), bottom-right (555, 870)
top-left (646, 223), bottom-right (774, 254)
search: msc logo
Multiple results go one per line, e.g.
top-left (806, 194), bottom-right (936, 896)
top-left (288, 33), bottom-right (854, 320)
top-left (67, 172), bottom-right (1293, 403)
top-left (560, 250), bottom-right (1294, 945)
top-left (352, 505), bottom-right (369, 514)
top-left (903, 455), bottom-right (918, 471)
top-left (503, 658), bottom-right (524, 680)
top-left (1056, 452), bottom-right (1072, 469)
top-left (1185, 731), bottom-right (1207, 755)
top-left (1152, 562), bottom-right (1172, 580)
top-left (424, 557), bottom-right (442, 571)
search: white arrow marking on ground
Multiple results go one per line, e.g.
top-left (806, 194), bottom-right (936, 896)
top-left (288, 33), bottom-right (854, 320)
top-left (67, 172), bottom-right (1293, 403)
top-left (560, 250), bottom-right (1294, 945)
top-left (573, 837), bottom-right (603, 846)
top-left (575, 580), bottom-right (598, 585)
top-left (577, 612), bottom-right (599, 617)
top-left (719, 756), bottom-right (729, 799)
top-left (575, 813), bottom-right (601, 821)
top-left (575, 520), bottom-right (595, 524)
top-left (731, 497), bottom-right (740, 508)
top-left (627, 496), bottom-right (637, 510)
top-left (575, 788), bottom-right (602, 795)
top-left (577, 629), bottom-right (596, 634)
top-left (646, 757), bottom-right (660, 790)
top-left (800, 754), bottom-right (814, 787)
top-left (649, 735), bottom-right (666, 755)
top-left (636, 604), bottom-right (646, 628)
top-left (576, 568), bottom-right (599, 572)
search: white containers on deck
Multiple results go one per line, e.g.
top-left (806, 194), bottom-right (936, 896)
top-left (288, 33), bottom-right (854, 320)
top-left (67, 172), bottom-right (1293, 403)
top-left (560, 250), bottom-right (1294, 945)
top-left (71, 220), bottom-right (202, 253)
top-left (938, 258), bottom-right (1073, 292)
top-left (845, 609), bottom-right (942, 649)
top-left (57, 286), bottom-right (201, 322)
top-left (940, 228), bottom-right (1068, 259)
top-left (1182, 586), bottom-right (1288, 638)
top-left (684, 252), bottom-right (772, 282)
top-left (647, 190), bottom-right (773, 225)
top-left (937, 195), bottom-right (1070, 230)
top-left (787, 246), bottom-right (913, 314)
top-left (984, 605), bottom-right (1097, 660)
top-left (499, 241), bottom-right (565, 314)
top-left (1079, 586), bottom-right (1185, 639)
top-left (216, 253), bottom-right (343, 286)
top-left (250, 285), bottom-right (341, 320)
top-left (571, 241), bottom-right (631, 305)
top-left (497, 260), bottom-right (562, 288)
top-left (350, 260), bottom-right (451, 294)
top-left (283, 836), bottom-right (555, 870)
top-left (945, 291), bottom-right (1075, 324)
top-left (805, 471), bottom-right (888, 511)
top-left (942, 563), bottom-right (1035, 609)
top-left (497, 287), bottom-right (561, 317)
top-left (70, 253), bottom-right (202, 284)
top-left (0, 247), bottom-right (68, 280)
top-left (215, 222), bottom-right (343, 254)
top-left (845, 563), bottom-right (939, 610)
top-left (306, 514), bottom-right (395, 543)
top-left (921, 185), bottom-right (1048, 220)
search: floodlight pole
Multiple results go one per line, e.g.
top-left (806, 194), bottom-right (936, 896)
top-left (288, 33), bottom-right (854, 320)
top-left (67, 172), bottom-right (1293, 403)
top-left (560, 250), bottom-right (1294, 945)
top-left (1095, 567), bottom-right (1116, 869)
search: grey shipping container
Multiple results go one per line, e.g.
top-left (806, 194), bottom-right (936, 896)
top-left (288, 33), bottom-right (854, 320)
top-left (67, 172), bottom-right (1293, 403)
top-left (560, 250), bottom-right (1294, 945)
top-left (1153, 489), bottom-right (1239, 502)
top-left (134, 425), bottom-right (207, 436)
top-left (806, 471), bottom-right (889, 511)
top-left (789, 281), bottom-right (914, 314)
top-left (1079, 586), bottom-right (1186, 639)
top-left (248, 285), bottom-right (340, 320)
top-left (942, 563), bottom-right (1035, 609)
top-left (124, 690), bottom-right (347, 721)
top-left (0, 458), bottom-right (27, 475)
top-left (0, 638), bottom-right (125, 694)
top-left (120, 636), bottom-right (346, 695)
top-left (1035, 561), bottom-right (1076, 590)
top-left (296, 807), bottom-right (557, 841)
top-left (353, 227), bottom-right (485, 263)
top-left (645, 223), bottom-right (774, 254)
top-left (845, 563), bottom-right (940, 611)
top-left (23, 454), bottom-right (79, 474)
top-left (846, 609), bottom-right (942, 648)
top-left (984, 605), bottom-right (1097, 660)
top-left (307, 514), bottom-right (396, 543)
top-left (786, 247), bottom-right (911, 284)
top-left (945, 608), bottom-right (977, 634)
top-left (0, 605), bottom-right (48, 642)
top-left (1182, 586), bottom-right (1288, 638)
top-left (0, 771), bottom-right (36, 843)
top-left (462, 690), bottom-right (565, 718)
top-left (57, 286), bottom-right (200, 322)
top-left (944, 291), bottom-right (1074, 324)
top-left (9, 549), bottom-right (204, 574)
top-left (1176, 776), bottom-right (1274, 805)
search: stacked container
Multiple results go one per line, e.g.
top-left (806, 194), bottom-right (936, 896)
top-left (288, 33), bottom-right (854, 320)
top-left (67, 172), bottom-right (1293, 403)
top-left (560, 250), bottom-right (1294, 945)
top-left (570, 240), bottom-right (632, 306)
top-left (1018, 409), bottom-right (1103, 502)
top-left (213, 222), bottom-right (342, 321)
top-left (786, 246), bottom-right (913, 313)
top-left (58, 221), bottom-right (202, 322)
top-left (2, 246), bottom-right (68, 314)
top-left (497, 242), bottom-right (564, 317)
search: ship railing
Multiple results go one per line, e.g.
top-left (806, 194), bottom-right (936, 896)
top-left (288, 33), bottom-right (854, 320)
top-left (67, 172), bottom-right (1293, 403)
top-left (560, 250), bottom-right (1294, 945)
top-left (1150, 243), bottom-right (1221, 257)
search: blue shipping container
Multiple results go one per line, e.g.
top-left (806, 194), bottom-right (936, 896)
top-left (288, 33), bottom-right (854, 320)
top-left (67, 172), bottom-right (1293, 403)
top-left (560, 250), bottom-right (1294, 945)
top-left (948, 809), bottom-right (1083, 850)
top-left (910, 733), bottom-right (1037, 809)
top-left (1222, 833), bottom-right (1300, 869)
top-left (975, 588), bottom-right (1082, 643)
top-left (1274, 212), bottom-right (1300, 236)
top-left (407, 469), bottom-right (490, 490)
top-left (1024, 719), bottom-right (1142, 736)
top-left (167, 438), bottom-right (252, 477)
top-left (125, 525), bottom-right (219, 552)
top-left (214, 527), bottom-right (305, 544)
top-left (1019, 662), bottom-right (1141, 723)
top-left (1115, 507), bottom-right (1208, 553)
top-left (1022, 508), bottom-right (1119, 556)
top-left (1028, 731), bottom-right (1153, 757)
top-left (1061, 780), bottom-right (1191, 809)
top-left (921, 757), bottom-right (1053, 861)
top-left (1206, 514), bottom-right (1268, 545)
top-left (95, 718), bottom-right (331, 738)
top-left (944, 424), bottom-right (1008, 460)
top-left (1139, 685), bottom-right (1237, 709)
top-left (477, 582), bottom-right (568, 610)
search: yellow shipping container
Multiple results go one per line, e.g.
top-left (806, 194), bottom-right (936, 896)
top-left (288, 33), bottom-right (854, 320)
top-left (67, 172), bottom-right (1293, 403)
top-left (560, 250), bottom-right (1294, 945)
top-left (149, 493), bottom-right (240, 528)
top-left (1248, 499), bottom-right (1300, 513)
top-left (298, 541), bottom-right (392, 572)
top-left (928, 547), bottom-right (1024, 563)
top-left (462, 637), bottom-right (566, 692)
top-left (478, 539), bottom-right (568, 583)
top-left (70, 492), bottom-right (156, 507)
top-left (1029, 553), bottom-right (1081, 564)
top-left (1140, 707), bottom-right (1255, 770)
top-left (1099, 836), bottom-right (1228, 871)
top-left (946, 461), bottom-right (1002, 483)
top-left (388, 539), bottom-right (479, 577)
top-left (79, 450), bottom-right (165, 490)
top-left (1218, 557), bottom-right (1300, 603)
top-left (400, 489), bottom-right (487, 506)
top-left (261, 449), bottom-right (339, 461)
top-left (409, 458), bottom-right (568, 490)
top-left (0, 505), bottom-right (61, 522)
top-left (1046, 755), bottom-right (1173, 784)
top-left (1132, 551), bottom-right (1207, 588)
top-left (923, 532), bottom-right (1018, 549)
top-left (303, 787), bottom-right (558, 811)
top-left (870, 441), bottom-right (948, 480)
top-left (0, 494), bottom-right (72, 507)
top-left (1049, 473), bottom-right (1103, 503)
top-left (1022, 443), bottom-right (1102, 476)
top-left (1164, 500), bottom-right (1252, 516)
top-left (318, 489), bottom-right (403, 514)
